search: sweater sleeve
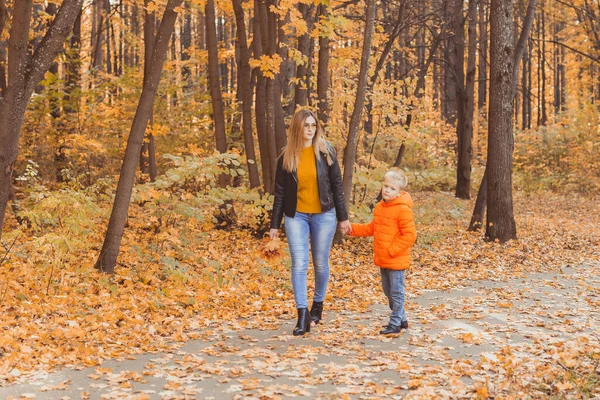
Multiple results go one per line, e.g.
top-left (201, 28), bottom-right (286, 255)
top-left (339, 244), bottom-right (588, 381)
top-left (349, 221), bottom-right (374, 237)
top-left (387, 205), bottom-right (416, 257)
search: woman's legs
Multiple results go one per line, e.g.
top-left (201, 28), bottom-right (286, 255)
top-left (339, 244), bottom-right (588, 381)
top-left (284, 212), bottom-right (310, 309)
top-left (309, 209), bottom-right (337, 302)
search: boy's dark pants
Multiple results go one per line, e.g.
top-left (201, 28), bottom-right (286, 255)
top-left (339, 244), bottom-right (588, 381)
top-left (380, 268), bottom-right (407, 327)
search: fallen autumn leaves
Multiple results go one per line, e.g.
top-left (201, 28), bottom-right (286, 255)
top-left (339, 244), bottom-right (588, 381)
top-left (0, 190), bottom-right (598, 398)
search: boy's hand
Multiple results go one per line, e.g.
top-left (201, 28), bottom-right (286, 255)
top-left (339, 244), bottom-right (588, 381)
top-left (268, 228), bottom-right (279, 240)
top-left (339, 220), bottom-right (352, 235)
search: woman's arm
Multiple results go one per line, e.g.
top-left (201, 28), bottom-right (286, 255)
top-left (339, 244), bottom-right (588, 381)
top-left (270, 157), bottom-right (286, 230)
top-left (326, 144), bottom-right (349, 222)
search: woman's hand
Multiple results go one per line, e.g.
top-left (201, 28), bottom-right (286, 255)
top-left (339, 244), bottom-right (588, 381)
top-left (339, 220), bottom-right (351, 235)
top-left (268, 228), bottom-right (279, 240)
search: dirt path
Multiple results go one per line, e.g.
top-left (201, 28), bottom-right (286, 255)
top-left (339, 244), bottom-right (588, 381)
top-left (2, 263), bottom-right (599, 399)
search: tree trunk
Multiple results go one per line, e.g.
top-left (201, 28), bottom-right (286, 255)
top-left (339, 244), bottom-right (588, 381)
top-left (294, 3), bottom-right (315, 109)
top-left (181, 3), bottom-right (192, 86)
top-left (271, 10), bottom-right (290, 155)
top-left (261, 0), bottom-right (278, 186)
top-left (478, 1), bottom-right (488, 112)
top-left (316, 4), bottom-right (330, 124)
top-left (485, 0), bottom-right (517, 243)
top-left (206, 0), bottom-right (229, 188)
top-left (142, 1), bottom-right (157, 181)
top-left (540, 6), bottom-right (547, 125)
top-left (232, 0), bottom-right (260, 188)
top-left (64, 9), bottom-right (81, 114)
top-left (443, 0), bottom-right (458, 125)
top-left (0, 0), bottom-right (6, 97)
top-left (91, 0), bottom-right (104, 73)
top-left (468, 169), bottom-right (487, 231)
top-left (104, 0), bottom-right (112, 75)
top-left (341, 0), bottom-right (376, 207)
top-left (469, 0), bottom-right (537, 233)
top-left (452, 0), bottom-right (469, 199)
top-left (46, 3), bottom-right (61, 119)
top-left (94, 0), bottom-right (183, 273)
top-left (0, 0), bottom-right (84, 238)
top-left (393, 142), bottom-right (406, 168)
top-left (253, 0), bottom-right (272, 193)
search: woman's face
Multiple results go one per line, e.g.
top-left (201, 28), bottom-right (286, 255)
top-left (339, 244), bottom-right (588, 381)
top-left (302, 115), bottom-right (317, 145)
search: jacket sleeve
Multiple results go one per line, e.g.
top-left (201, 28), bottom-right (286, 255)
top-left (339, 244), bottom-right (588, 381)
top-left (349, 221), bottom-right (374, 237)
top-left (387, 205), bottom-right (416, 257)
top-left (270, 157), bottom-right (286, 229)
top-left (327, 144), bottom-right (349, 222)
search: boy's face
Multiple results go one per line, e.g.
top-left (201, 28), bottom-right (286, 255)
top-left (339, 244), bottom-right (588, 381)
top-left (382, 176), bottom-right (401, 202)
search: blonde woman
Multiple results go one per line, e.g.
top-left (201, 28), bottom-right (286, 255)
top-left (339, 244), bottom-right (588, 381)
top-left (269, 109), bottom-right (350, 336)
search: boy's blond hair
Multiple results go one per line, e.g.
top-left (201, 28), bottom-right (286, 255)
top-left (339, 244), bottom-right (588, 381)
top-left (384, 168), bottom-right (408, 190)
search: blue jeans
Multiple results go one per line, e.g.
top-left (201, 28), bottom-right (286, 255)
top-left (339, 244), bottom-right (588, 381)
top-left (380, 268), bottom-right (407, 327)
top-left (284, 209), bottom-right (337, 309)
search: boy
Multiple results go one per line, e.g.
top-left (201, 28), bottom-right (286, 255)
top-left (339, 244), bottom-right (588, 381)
top-left (347, 168), bottom-right (417, 334)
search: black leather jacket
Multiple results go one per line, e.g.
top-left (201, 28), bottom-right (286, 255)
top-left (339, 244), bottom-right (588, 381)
top-left (270, 142), bottom-right (348, 229)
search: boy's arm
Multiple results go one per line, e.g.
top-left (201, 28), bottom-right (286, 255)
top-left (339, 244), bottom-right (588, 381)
top-left (349, 220), bottom-right (374, 237)
top-left (388, 205), bottom-right (416, 257)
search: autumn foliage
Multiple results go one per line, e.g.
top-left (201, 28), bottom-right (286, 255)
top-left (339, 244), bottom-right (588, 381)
top-left (1, 0), bottom-right (600, 397)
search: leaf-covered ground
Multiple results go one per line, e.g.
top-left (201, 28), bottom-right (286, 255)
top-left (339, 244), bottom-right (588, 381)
top-left (1, 191), bottom-right (598, 398)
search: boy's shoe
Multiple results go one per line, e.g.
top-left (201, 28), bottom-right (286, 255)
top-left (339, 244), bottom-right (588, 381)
top-left (382, 320), bottom-right (409, 329)
top-left (380, 324), bottom-right (401, 335)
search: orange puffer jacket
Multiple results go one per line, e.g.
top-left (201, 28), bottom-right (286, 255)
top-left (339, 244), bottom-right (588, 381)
top-left (349, 192), bottom-right (416, 270)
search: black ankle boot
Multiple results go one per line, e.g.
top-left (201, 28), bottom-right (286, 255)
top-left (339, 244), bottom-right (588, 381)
top-left (293, 308), bottom-right (311, 336)
top-left (310, 301), bottom-right (323, 324)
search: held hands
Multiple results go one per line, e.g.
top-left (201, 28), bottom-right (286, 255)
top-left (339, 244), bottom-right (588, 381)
top-left (339, 220), bottom-right (352, 235)
top-left (270, 222), bottom-right (352, 240)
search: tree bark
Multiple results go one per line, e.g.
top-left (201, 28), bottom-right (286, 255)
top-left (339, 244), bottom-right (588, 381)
top-left (540, 6), bottom-right (547, 125)
top-left (181, 2), bottom-right (192, 85)
top-left (470, 0), bottom-right (537, 233)
top-left (316, 4), bottom-right (331, 124)
top-left (478, 0), bottom-right (488, 112)
top-left (341, 0), bottom-right (376, 207)
top-left (94, 0), bottom-right (183, 273)
top-left (451, 0), bottom-right (470, 199)
top-left (443, 0), bottom-right (458, 124)
top-left (261, 0), bottom-right (278, 186)
top-left (294, 3), bottom-right (315, 109)
top-left (485, 0), bottom-right (517, 242)
top-left (232, 0), bottom-right (260, 188)
top-left (91, 0), bottom-right (104, 73)
top-left (64, 9), bottom-right (81, 114)
top-left (0, 0), bottom-right (83, 238)
top-left (0, 0), bottom-right (8, 97)
top-left (206, 0), bottom-right (229, 188)
top-left (253, 0), bottom-right (272, 193)
top-left (142, 0), bottom-right (157, 182)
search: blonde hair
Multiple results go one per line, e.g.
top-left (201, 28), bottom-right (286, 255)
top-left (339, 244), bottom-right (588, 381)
top-left (384, 168), bottom-right (408, 190)
top-left (281, 109), bottom-right (328, 172)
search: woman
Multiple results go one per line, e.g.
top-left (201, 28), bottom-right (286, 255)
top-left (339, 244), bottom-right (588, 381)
top-left (269, 109), bottom-right (351, 336)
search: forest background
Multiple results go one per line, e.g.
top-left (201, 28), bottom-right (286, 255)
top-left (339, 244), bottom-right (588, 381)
top-left (0, 0), bottom-right (599, 396)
